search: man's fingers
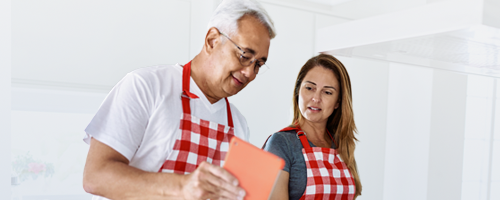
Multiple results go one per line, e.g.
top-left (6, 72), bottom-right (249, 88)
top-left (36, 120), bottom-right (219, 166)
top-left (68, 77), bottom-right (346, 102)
top-left (202, 170), bottom-right (245, 199)
top-left (195, 174), bottom-right (244, 200)
top-left (198, 162), bottom-right (246, 199)
top-left (211, 186), bottom-right (246, 200)
top-left (200, 161), bottom-right (238, 186)
top-left (203, 190), bottom-right (244, 200)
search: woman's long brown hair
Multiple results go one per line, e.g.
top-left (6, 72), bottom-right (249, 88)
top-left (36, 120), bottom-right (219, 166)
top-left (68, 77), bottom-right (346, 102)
top-left (291, 54), bottom-right (362, 198)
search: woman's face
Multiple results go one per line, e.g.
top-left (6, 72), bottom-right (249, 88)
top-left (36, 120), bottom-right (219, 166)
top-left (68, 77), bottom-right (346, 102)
top-left (298, 66), bottom-right (340, 125)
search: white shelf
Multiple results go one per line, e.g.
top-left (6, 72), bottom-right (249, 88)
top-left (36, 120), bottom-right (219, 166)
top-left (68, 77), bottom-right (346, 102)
top-left (317, 0), bottom-right (500, 77)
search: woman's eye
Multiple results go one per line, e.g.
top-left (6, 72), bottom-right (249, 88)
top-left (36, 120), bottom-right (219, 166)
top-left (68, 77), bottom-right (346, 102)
top-left (305, 86), bottom-right (312, 90)
top-left (325, 91), bottom-right (333, 95)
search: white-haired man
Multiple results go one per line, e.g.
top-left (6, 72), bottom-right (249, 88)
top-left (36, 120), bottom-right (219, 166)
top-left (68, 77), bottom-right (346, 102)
top-left (82, 0), bottom-right (276, 199)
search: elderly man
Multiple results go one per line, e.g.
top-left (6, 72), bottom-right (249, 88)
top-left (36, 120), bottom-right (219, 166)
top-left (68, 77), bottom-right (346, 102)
top-left (82, 0), bottom-right (276, 199)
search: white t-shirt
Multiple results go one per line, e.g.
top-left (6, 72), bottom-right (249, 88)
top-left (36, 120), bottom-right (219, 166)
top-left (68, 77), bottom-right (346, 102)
top-left (84, 64), bottom-right (250, 199)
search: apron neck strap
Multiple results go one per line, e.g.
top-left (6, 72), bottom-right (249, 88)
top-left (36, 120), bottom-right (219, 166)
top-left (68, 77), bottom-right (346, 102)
top-left (181, 61), bottom-right (233, 127)
top-left (182, 61), bottom-right (200, 99)
top-left (225, 98), bottom-right (234, 127)
top-left (297, 131), bottom-right (311, 149)
top-left (278, 125), bottom-right (311, 148)
top-left (280, 125), bottom-right (336, 149)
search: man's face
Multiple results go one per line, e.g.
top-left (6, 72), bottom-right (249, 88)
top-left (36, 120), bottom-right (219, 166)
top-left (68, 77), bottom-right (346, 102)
top-left (208, 15), bottom-right (271, 99)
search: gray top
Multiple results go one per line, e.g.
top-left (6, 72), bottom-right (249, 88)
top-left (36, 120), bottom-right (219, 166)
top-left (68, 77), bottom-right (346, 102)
top-left (263, 130), bottom-right (336, 200)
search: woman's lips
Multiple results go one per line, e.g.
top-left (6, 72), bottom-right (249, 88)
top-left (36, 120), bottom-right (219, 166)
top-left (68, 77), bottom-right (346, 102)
top-left (308, 106), bottom-right (321, 112)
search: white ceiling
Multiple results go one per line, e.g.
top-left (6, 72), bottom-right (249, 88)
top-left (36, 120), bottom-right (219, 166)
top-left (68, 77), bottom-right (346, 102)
top-left (266, 0), bottom-right (430, 19)
top-left (327, 0), bottom-right (428, 19)
top-left (302, 0), bottom-right (354, 6)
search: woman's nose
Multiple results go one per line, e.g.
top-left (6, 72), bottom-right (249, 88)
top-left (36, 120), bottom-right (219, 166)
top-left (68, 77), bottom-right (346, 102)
top-left (312, 92), bottom-right (321, 102)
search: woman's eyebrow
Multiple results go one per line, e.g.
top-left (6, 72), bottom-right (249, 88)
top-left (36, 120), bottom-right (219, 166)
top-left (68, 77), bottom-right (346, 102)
top-left (305, 81), bottom-right (337, 90)
top-left (324, 86), bottom-right (337, 91)
top-left (305, 81), bottom-right (316, 85)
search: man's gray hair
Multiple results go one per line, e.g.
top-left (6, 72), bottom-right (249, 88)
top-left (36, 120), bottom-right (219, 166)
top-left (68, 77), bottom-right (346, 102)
top-left (208, 0), bottom-right (276, 39)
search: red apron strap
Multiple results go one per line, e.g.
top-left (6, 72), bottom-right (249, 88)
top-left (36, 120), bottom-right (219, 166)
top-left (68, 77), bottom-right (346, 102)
top-left (278, 125), bottom-right (299, 133)
top-left (279, 125), bottom-right (337, 149)
top-left (299, 131), bottom-right (339, 149)
top-left (326, 130), bottom-right (338, 148)
top-left (182, 62), bottom-right (200, 99)
top-left (224, 98), bottom-right (234, 127)
top-left (182, 62), bottom-right (191, 96)
top-left (182, 61), bottom-right (233, 127)
top-left (278, 125), bottom-right (312, 149)
top-left (181, 61), bottom-right (199, 114)
top-left (181, 96), bottom-right (191, 114)
top-left (297, 131), bottom-right (311, 149)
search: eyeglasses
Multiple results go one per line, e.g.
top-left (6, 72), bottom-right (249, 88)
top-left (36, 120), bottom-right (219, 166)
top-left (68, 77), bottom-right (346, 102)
top-left (218, 31), bottom-right (269, 74)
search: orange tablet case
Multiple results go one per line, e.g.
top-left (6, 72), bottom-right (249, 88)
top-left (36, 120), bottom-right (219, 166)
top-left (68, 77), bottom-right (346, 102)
top-left (223, 136), bottom-right (285, 200)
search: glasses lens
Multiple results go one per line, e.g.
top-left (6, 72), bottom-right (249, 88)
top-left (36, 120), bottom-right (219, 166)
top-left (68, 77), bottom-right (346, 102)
top-left (239, 52), bottom-right (254, 66)
top-left (256, 63), bottom-right (269, 74)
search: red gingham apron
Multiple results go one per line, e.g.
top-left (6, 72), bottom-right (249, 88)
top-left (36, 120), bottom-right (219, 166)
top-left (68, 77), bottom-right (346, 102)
top-left (279, 126), bottom-right (355, 200)
top-left (158, 61), bottom-right (234, 174)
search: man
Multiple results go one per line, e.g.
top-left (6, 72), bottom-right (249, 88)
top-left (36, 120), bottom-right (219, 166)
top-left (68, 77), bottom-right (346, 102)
top-left (82, 0), bottom-right (276, 199)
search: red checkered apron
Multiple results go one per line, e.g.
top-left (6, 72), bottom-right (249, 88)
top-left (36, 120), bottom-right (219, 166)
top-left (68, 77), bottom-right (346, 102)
top-left (158, 61), bottom-right (234, 174)
top-left (280, 126), bottom-right (355, 200)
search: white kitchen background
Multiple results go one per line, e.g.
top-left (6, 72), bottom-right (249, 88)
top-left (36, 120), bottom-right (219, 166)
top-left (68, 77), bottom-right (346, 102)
top-left (3, 0), bottom-right (499, 199)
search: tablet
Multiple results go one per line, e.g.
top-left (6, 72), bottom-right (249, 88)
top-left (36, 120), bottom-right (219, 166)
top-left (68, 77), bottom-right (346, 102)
top-left (223, 136), bottom-right (285, 200)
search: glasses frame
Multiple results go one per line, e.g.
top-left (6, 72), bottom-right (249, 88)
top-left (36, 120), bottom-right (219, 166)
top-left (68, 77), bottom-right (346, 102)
top-left (218, 30), bottom-right (269, 74)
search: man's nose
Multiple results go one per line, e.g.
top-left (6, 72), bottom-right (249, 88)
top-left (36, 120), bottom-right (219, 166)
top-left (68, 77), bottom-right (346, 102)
top-left (241, 64), bottom-right (256, 78)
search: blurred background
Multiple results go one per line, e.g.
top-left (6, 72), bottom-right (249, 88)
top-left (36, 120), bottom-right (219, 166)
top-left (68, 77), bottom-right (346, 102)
top-left (2, 0), bottom-right (500, 199)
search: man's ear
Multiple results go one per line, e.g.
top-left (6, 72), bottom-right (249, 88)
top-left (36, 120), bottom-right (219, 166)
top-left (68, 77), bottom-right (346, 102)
top-left (203, 27), bottom-right (221, 55)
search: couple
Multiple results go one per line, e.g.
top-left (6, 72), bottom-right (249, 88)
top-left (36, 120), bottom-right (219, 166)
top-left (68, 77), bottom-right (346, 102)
top-left (82, 0), bottom-right (361, 199)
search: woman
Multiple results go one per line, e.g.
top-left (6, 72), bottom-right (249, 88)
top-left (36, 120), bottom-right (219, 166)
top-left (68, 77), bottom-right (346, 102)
top-left (263, 54), bottom-right (362, 199)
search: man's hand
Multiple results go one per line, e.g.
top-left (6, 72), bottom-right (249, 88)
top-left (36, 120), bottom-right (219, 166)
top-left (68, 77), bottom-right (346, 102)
top-left (84, 138), bottom-right (245, 200)
top-left (181, 161), bottom-right (246, 200)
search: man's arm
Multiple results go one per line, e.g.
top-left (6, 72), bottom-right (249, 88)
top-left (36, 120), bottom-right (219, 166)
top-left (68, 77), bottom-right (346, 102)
top-left (83, 138), bottom-right (245, 200)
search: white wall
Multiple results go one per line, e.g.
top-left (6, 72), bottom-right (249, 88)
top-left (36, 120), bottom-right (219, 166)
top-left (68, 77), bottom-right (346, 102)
top-left (427, 70), bottom-right (467, 200)
top-left (462, 75), bottom-right (495, 200)
top-left (328, 0), bottom-right (427, 19)
top-left (11, 110), bottom-right (95, 199)
top-left (384, 63), bottom-right (434, 200)
top-left (338, 57), bottom-right (389, 200)
top-left (492, 80), bottom-right (500, 199)
top-left (334, 56), bottom-right (499, 200)
top-left (12, 0), bottom-right (192, 88)
top-left (10, 88), bottom-right (106, 199)
top-left (1, 0), bottom-right (12, 198)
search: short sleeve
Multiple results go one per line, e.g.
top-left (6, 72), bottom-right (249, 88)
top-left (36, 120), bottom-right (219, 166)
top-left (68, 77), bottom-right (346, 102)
top-left (84, 71), bottom-right (156, 161)
top-left (244, 126), bottom-right (250, 141)
top-left (263, 133), bottom-right (293, 173)
top-left (228, 103), bottom-right (250, 142)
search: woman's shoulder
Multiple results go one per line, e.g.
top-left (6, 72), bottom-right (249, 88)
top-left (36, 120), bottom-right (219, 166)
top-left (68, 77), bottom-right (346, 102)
top-left (263, 129), bottom-right (302, 151)
top-left (274, 129), bottom-right (298, 137)
top-left (268, 130), bottom-right (298, 143)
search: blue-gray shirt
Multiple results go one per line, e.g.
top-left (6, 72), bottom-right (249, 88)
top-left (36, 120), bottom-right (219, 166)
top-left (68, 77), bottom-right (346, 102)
top-left (263, 130), bottom-right (336, 200)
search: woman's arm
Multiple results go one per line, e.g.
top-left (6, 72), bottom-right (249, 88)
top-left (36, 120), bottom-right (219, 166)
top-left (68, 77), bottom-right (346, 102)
top-left (269, 170), bottom-right (290, 200)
